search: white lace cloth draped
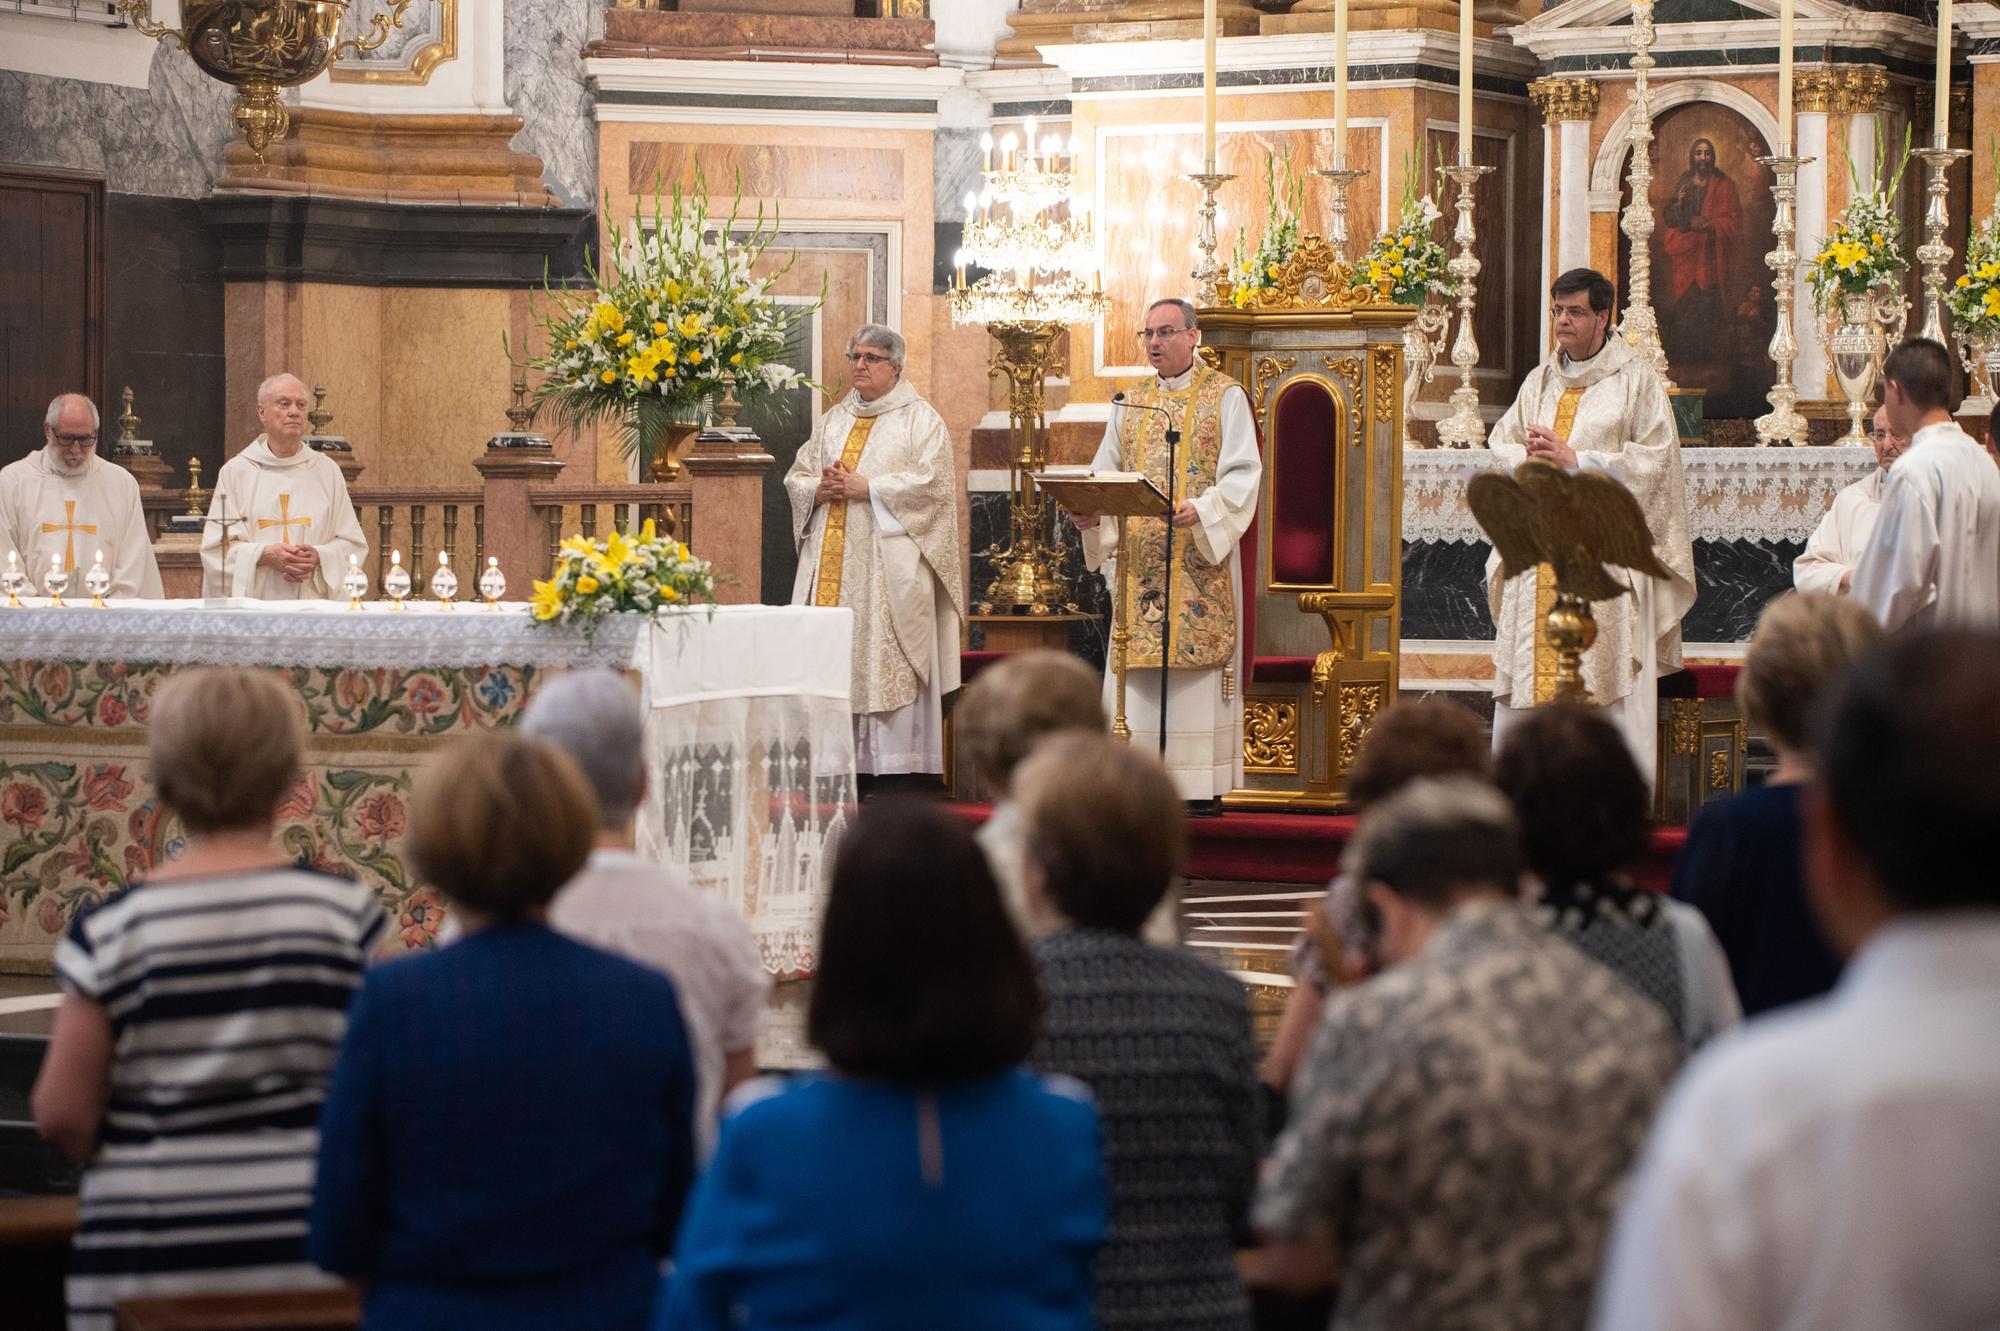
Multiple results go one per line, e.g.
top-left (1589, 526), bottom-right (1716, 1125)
top-left (1403, 446), bottom-right (1878, 546)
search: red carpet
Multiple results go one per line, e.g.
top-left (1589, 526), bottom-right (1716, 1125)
top-left (946, 804), bottom-right (1688, 893)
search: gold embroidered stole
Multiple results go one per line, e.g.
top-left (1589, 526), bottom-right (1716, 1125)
top-left (1117, 364), bottom-right (1237, 671)
top-left (1531, 387), bottom-right (1588, 703)
top-left (812, 416), bottom-right (876, 607)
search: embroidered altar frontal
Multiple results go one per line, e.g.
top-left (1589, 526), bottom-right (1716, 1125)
top-left (0, 602), bottom-right (855, 977)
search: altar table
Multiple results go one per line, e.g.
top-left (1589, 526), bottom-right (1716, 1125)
top-left (0, 600), bottom-right (854, 977)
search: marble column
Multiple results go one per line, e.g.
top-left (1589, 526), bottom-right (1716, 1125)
top-left (1529, 78), bottom-right (1600, 355)
top-left (1793, 69), bottom-right (1834, 403)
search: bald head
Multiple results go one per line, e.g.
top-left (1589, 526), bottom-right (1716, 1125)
top-left (43, 394), bottom-right (100, 477)
top-left (255, 374), bottom-right (311, 454)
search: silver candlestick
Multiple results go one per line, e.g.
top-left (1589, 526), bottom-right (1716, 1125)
top-left (1189, 170), bottom-right (1237, 307)
top-left (1912, 145), bottom-right (1971, 345)
top-left (1436, 161), bottom-right (1496, 449)
top-left (1313, 165), bottom-right (1369, 261)
top-left (1754, 153), bottom-right (1813, 447)
top-left (1619, 0), bottom-right (1672, 385)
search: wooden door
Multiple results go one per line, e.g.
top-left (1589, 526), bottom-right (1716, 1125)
top-left (0, 165), bottom-right (104, 466)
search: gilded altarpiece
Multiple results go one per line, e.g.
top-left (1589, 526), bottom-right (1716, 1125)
top-left (1201, 238), bottom-right (1415, 809)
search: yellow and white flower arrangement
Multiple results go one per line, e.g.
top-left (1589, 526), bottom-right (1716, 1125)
top-left (1807, 127), bottom-right (1910, 315)
top-left (528, 519), bottom-right (716, 630)
top-left (518, 171), bottom-right (820, 469)
top-left (1948, 215), bottom-right (2000, 339)
top-left (1226, 154), bottom-right (1305, 307)
top-left (1355, 161), bottom-right (1454, 306)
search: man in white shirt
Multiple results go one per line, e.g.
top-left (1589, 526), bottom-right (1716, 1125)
top-left (1793, 405), bottom-right (1904, 595)
top-left (1593, 628), bottom-right (2000, 1331)
top-left (520, 669), bottom-right (769, 1154)
top-left (0, 394), bottom-right (163, 597)
top-left (1850, 339), bottom-right (2000, 629)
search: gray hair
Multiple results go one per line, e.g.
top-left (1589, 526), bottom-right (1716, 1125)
top-left (519, 669), bottom-right (647, 831)
top-left (257, 373), bottom-right (307, 406)
top-left (1342, 776), bottom-right (1523, 910)
top-left (1147, 298), bottom-right (1198, 331)
top-left (44, 393), bottom-right (99, 432)
top-left (848, 323), bottom-right (905, 369)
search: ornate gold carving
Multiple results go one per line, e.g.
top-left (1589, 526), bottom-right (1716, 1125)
top-left (1793, 68), bottom-right (1840, 115)
top-left (1243, 700), bottom-right (1300, 774)
top-left (1833, 66), bottom-right (1888, 115)
top-left (1371, 345), bottom-right (1398, 423)
top-left (1254, 354), bottom-right (1297, 410)
top-left (331, 0), bottom-right (457, 86)
top-left (1527, 76), bottom-right (1601, 124)
top-left (1321, 354), bottom-right (1363, 401)
top-left (1708, 749), bottom-right (1731, 790)
top-left (1197, 344), bottom-right (1223, 371)
top-left (1229, 233), bottom-right (1388, 311)
top-left (1336, 682), bottom-right (1385, 769)
top-left (1670, 698), bottom-right (1700, 756)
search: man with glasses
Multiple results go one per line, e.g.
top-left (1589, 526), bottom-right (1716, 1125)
top-left (784, 323), bottom-right (963, 784)
top-left (1486, 268), bottom-right (1695, 779)
top-left (1795, 404), bottom-right (1905, 595)
top-left (1067, 298), bottom-right (1261, 808)
top-left (0, 393), bottom-right (163, 597)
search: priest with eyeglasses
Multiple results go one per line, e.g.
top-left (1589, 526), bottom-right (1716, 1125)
top-left (0, 393), bottom-right (163, 598)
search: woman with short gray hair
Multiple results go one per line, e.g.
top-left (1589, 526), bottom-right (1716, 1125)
top-left (783, 326), bottom-right (964, 783)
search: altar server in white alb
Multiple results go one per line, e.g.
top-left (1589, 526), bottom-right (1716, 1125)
top-left (1072, 297), bottom-right (1262, 804)
top-left (0, 394), bottom-right (162, 598)
top-left (786, 325), bottom-right (964, 776)
top-left (1851, 338), bottom-right (2000, 631)
top-left (1794, 404), bottom-right (1905, 595)
top-left (201, 373), bottom-right (367, 600)
top-left (1486, 269), bottom-right (1696, 777)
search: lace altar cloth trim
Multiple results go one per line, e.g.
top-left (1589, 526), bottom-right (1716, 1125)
top-left (1402, 446), bottom-right (1878, 546)
top-left (0, 599), bottom-right (643, 671)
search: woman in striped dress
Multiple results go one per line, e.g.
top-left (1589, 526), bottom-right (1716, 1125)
top-left (32, 668), bottom-right (385, 1331)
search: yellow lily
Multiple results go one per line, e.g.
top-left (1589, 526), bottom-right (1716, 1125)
top-left (529, 579), bottom-right (563, 621)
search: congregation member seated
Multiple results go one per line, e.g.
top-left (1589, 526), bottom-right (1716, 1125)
top-left (1265, 700), bottom-right (1490, 1094)
top-left (659, 800), bottom-right (1105, 1330)
top-left (1670, 592), bottom-right (1881, 1015)
top-left (1496, 705), bottom-right (1741, 1050)
top-left (309, 732), bottom-right (697, 1331)
top-left (1015, 735), bottom-right (1260, 1331)
top-left (32, 668), bottom-right (385, 1331)
top-left (1595, 629), bottom-right (2000, 1329)
top-left (1255, 778), bottom-right (1678, 1331)
top-left (520, 668), bottom-right (768, 1152)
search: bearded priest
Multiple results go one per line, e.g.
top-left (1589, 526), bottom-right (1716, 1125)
top-left (202, 374), bottom-right (367, 600)
top-left (1485, 269), bottom-right (1696, 779)
top-left (785, 324), bottom-right (965, 778)
top-left (0, 394), bottom-right (163, 598)
top-left (1069, 297), bottom-right (1261, 808)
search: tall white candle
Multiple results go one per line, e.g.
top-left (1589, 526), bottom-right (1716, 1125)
top-left (1778, 0), bottom-right (1793, 154)
top-left (1458, 0), bottom-right (1474, 166)
top-left (1203, 0), bottom-right (1219, 171)
top-left (1334, 0), bottom-right (1349, 170)
top-left (1937, 0), bottom-right (1953, 147)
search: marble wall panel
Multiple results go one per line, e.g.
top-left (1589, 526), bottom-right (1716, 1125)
top-left (297, 282), bottom-right (387, 464)
top-left (375, 288), bottom-right (519, 490)
top-left (1401, 539), bottom-right (1497, 640)
top-left (503, 0), bottom-right (601, 207)
top-left (0, 54), bottom-right (232, 200)
top-left (630, 143), bottom-right (907, 206)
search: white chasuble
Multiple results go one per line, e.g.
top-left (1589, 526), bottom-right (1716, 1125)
top-left (0, 451), bottom-right (163, 598)
top-left (1485, 337), bottom-right (1696, 777)
top-left (785, 380), bottom-right (965, 775)
top-left (201, 438), bottom-right (367, 601)
top-left (1083, 363), bottom-right (1261, 800)
top-left (1850, 421), bottom-right (2000, 631)
top-left (1794, 470), bottom-right (1885, 596)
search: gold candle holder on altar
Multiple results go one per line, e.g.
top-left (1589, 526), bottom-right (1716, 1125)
top-left (1313, 166), bottom-right (1368, 261)
top-left (1436, 162), bottom-right (1496, 449)
top-left (3, 551), bottom-right (25, 608)
top-left (1754, 153), bottom-right (1813, 447)
top-left (1912, 144), bottom-right (1972, 346)
top-left (1189, 170), bottom-right (1237, 307)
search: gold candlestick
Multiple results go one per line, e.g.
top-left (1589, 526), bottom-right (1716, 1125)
top-left (1189, 170), bottom-right (1237, 307)
top-left (1619, 0), bottom-right (1672, 385)
top-left (1912, 145), bottom-right (1972, 345)
top-left (1313, 166), bottom-right (1368, 261)
top-left (1436, 161), bottom-right (1496, 449)
top-left (1755, 153), bottom-right (1813, 447)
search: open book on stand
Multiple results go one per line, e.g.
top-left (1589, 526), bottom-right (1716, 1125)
top-left (1030, 468), bottom-right (1171, 518)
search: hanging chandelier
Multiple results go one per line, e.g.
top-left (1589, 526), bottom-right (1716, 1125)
top-left (116, 1), bottom-right (413, 158)
top-left (949, 118), bottom-right (1110, 330)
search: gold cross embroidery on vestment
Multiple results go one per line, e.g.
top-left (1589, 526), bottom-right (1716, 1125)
top-left (41, 499), bottom-right (97, 574)
top-left (813, 417), bottom-right (876, 607)
top-left (257, 493), bottom-right (313, 544)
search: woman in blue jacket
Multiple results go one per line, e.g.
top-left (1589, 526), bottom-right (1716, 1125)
top-left (658, 799), bottom-right (1106, 1331)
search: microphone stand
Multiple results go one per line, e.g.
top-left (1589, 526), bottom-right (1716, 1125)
top-left (1112, 390), bottom-right (1183, 764)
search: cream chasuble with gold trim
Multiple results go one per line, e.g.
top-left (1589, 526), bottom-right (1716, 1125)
top-left (201, 438), bottom-right (367, 601)
top-left (0, 450), bottom-right (162, 598)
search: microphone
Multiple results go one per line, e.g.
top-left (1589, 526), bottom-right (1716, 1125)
top-left (1111, 391), bottom-right (1181, 444)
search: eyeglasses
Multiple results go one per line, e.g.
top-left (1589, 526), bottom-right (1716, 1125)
top-left (846, 352), bottom-right (892, 367)
top-left (52, 433), bottom-right (97, 447)
top-left (1135, 326), bottom-right (1193, 343)
top-left (1549, 305), bottom-right (1597, 324)
top-left (1867, 429), bottom-right (1894, 442)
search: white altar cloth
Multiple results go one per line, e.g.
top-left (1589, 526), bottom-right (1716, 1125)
top-left (1403, 445), bottom-right (1878, 546)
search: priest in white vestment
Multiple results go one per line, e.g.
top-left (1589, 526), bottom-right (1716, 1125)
top-left (785, 325), bottom-right (964, 775)
top-left (1071, 298), bottom-right (1261, 804)
top-left (201, 373), bottom-right (367, 600)
top-left (1852, 338), bottom-right (2000, 631)
top-left (0, 393), bottom-right (162, 598)
top-left (1794, 405), bottom-right (1904, 595)
top-left (1485, 270), bottom-right (1696, 779)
